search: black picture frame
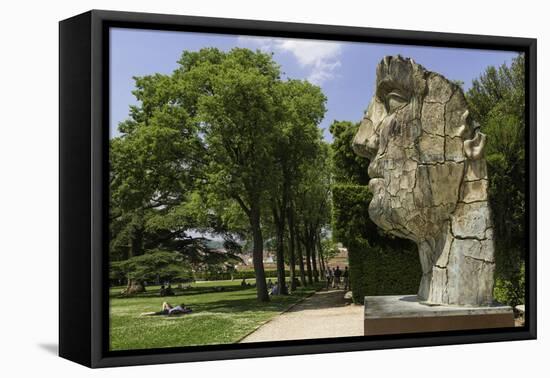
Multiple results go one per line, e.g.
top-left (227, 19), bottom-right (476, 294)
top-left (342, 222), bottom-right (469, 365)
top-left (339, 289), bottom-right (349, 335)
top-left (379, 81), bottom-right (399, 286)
top-left (59, 9), bottom-right (537, 368)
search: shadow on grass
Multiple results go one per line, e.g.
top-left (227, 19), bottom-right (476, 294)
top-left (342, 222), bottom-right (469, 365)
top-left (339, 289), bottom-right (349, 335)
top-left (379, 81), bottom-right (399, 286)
top-left (123, 290), bottom-right (319, 316)
top-left (187, 287), bottom-right (322, 314)
top-left (190, 298), bottom-right (289, 313)
top-left (110, 285), bottom-right (251, 299)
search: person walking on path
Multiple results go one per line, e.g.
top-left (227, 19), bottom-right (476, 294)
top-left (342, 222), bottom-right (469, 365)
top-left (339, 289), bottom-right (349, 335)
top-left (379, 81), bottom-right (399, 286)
top-left (343, 266), bottom-right (350, 291)
top-left (325, 267), bottom-right (333, 289)
top-left (334, 266), bottom-right (342, 289)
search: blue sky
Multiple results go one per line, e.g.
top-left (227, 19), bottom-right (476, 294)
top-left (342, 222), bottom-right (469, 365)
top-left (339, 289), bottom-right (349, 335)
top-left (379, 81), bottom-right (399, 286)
top-left (110, 28), bottom-right (520, 141)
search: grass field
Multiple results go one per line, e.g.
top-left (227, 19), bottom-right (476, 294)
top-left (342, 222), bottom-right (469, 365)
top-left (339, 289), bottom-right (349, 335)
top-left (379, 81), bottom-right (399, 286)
top-left (110, 279), bottom-right (323, 351)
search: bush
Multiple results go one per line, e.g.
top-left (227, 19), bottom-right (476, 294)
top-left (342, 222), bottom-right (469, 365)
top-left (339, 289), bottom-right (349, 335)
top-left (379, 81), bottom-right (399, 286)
top-left (347, 240), bottom-right (421, 303)
top-left (332, 184), bottom-right (420, 304)
top-left (494, 258), bottom-right (525, 307)
top-left (466, 55), bottom-right (526, 308)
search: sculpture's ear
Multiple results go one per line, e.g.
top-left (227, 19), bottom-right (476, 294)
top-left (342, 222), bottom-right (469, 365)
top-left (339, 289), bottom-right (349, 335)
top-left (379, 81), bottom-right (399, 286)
top-left (464, 129), bottom-right (487, 160)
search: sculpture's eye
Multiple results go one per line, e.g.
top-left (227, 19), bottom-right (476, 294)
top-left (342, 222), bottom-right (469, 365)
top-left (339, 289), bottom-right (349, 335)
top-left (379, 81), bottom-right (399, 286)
top-left (386, 92), bottom-right (408, 113)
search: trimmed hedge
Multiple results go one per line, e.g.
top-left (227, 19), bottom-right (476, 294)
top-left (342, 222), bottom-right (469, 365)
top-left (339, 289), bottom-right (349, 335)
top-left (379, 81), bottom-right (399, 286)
top-left (194, 269), bottom-right (290, 281)
top-left (347, 240), bottom-right (422, 303)
top-left (332, 184), bottom-right (421, 304)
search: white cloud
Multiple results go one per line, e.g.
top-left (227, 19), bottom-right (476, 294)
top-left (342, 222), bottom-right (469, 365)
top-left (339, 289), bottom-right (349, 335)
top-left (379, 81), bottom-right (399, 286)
top-left (237, 36), bottom-right (342, 85)
top-left (237, 36), bottom-right (275, 52)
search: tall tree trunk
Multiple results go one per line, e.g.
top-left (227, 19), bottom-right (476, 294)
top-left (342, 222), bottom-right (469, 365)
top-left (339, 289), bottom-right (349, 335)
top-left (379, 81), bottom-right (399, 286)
top-left (125, 279), bottom-right (145, 295)
top-left (310, 234), bottom-right (319, 283)
top-left (287, 207), bottom-right (297, 291)
top-left (250, 206), bottom-right (270, 302)
top-left (129, 225), bottom-right (143, 259)
top-left (317, 232), bottom-right (326, 278)
top-left (272, 206), bottom-right (288, 295)
top-left (295, 224), bottom-right (307, 287)
top-left (304, 235), bottom-right (313, 285)
top-left (125, 224), bottom-right (146, 295)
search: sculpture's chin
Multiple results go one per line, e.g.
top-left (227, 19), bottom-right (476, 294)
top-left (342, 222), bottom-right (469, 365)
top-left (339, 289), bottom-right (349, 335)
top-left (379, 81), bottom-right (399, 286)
top-left (368, 204), bottom-right (385, 230)
top-left (368, 177), bottom-right (384, 194)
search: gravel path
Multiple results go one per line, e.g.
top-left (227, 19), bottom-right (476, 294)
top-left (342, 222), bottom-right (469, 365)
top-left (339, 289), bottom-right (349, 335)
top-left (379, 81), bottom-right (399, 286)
top-left (240, 289), bottom-right (364, 343)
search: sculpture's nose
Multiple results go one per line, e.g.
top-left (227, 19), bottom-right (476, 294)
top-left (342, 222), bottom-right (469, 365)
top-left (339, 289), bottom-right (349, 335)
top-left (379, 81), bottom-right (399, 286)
top-left (353, 97), bottom-right (385, 160)
top-left (353, 116), bottom-right (379, 160)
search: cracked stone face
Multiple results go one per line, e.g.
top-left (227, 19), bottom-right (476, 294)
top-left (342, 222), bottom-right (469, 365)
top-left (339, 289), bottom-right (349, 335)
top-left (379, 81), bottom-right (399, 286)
top-left (353, 55), bottom-right (495, 306)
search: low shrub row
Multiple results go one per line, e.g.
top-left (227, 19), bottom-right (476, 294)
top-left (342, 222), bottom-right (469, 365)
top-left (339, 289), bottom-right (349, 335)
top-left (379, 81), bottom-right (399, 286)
top-left (332, 184), bottom-right (421, 304)
top-left (193, 269), bottom-right (291, 281)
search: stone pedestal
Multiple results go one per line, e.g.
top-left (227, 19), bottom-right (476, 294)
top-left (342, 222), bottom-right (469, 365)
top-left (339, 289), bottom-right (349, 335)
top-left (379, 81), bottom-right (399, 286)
top-left (364, 295), bottom-right (514, 336)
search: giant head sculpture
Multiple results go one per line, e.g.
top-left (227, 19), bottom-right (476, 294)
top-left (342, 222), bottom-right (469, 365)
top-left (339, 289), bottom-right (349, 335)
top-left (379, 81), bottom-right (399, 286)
top-left (353, 56), bottom-right (495, 306)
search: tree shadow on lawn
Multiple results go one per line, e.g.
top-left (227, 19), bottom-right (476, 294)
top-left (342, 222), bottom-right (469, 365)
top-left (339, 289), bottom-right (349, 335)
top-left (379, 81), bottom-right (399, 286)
top-left (111, 293), bottom-right (309, 318)
top-left (180, 289), bottom-right (339, 317)
top-left (115, 297), bottom-right (297, 319)
top-left (178, 293), bottom-right (313, 314)
top-left (110, 285), bottom-right (251, 299)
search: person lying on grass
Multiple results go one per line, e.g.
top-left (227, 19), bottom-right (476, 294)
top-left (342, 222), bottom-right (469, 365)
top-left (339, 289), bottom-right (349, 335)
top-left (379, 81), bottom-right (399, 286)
top-left (140, 302), bottom-right (192, 316)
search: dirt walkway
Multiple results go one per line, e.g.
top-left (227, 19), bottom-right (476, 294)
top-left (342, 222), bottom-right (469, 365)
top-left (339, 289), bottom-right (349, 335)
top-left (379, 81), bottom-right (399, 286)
top-left (240, 289), bottom-right (363, 343)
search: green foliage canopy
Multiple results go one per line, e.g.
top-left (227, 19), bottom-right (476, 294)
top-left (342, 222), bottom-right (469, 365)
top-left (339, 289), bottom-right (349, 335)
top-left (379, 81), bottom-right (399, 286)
top-left (329, 121), bottom-right (370, 185)
top-left (110, 47), bottom-right (331, 301)
top-left (465, 54), bottom-right (526, 307)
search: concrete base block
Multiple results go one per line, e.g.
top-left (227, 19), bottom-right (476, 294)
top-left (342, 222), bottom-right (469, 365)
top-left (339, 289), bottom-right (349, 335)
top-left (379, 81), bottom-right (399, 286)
top-left (364, 295), bottom-right (514, 336)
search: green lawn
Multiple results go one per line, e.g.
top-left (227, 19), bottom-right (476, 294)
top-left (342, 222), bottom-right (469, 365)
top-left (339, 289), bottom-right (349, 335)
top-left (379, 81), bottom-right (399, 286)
top-left (110, 280), bottom-right (323, 351)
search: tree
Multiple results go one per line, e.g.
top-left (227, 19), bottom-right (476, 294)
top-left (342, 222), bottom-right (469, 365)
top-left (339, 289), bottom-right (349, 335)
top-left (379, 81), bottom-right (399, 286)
top-left (109, 52), bottom-right (248, 294)
top-left (110, 47), bottom-right (331, 301)
top-left (269, 79), bottom-right (327, 293)
top-left (465, 54), bottom-right (526, 307)
top-left (109, 72), bottom-right (207, 293)
top-left (189, 48), bottom-right (284, 302)
top-left (110, 251), bottom-right (193, 290)
top-left (294, 142), bottom-right (332, 284)
top-left (329, 121), bottom-right (370, 185)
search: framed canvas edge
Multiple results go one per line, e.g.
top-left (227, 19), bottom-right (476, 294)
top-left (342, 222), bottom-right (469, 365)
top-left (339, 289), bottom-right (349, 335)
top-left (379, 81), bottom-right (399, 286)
top-left (59, 10), bottom-right (93, 367)
top-left (58, 9), bottom-right (537, 368)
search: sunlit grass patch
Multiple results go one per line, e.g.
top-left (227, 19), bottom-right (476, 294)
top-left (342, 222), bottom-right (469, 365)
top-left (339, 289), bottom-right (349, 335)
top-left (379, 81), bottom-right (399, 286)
top-left (109, 280), bottom-right (322, 350)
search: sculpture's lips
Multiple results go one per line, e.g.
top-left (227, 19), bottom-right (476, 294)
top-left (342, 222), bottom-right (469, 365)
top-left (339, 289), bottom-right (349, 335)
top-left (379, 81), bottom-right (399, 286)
top-left (368, 162), bottom-right (384, 179)
top-left (369, 177), bottom-right (384, 184)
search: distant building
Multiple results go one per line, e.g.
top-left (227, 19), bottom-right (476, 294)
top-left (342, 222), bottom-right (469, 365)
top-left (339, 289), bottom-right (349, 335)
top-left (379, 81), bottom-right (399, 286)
top-left (336, 247), bottom-right (348, 258)
top-left (326, 246), bottom-right (349, 268)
